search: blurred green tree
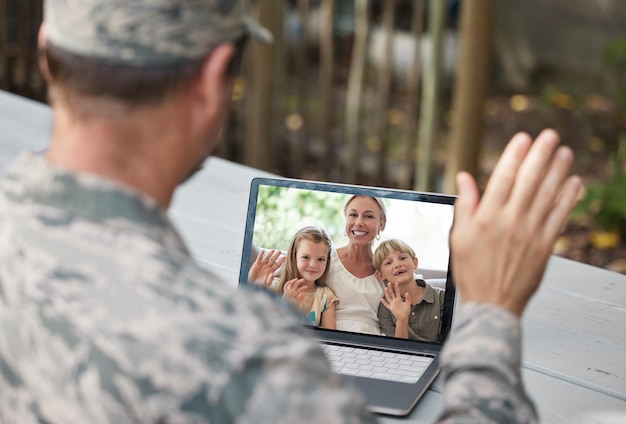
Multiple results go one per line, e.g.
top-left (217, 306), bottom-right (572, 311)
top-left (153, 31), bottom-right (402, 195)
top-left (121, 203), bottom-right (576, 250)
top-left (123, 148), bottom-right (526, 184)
top-left (253, 186), bottom-right (348, 250)
top-left (573, 137), bottom-right (626, 238)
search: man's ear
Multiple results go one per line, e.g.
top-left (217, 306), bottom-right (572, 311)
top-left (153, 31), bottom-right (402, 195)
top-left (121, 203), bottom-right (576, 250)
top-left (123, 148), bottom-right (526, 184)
top-left (38, 24), bottom-right (52, 84)
top-left (194, 42), bottom-right (236, 121)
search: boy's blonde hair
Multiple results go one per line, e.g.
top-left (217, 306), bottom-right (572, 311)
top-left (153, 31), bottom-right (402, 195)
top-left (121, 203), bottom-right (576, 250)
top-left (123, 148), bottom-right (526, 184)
top-left (372, 239), bottom-right (416, 271)
top-left (277, 226), bottom-right (332, 293)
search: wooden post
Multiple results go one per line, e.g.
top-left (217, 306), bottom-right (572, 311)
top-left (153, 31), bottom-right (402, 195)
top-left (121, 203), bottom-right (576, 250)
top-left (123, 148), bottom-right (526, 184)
top-left (399, 0), bottom-right (425, 189)
top-left (374, 0), bottom-right (396, 185)
top-left (414, 0), bottom-right (446, 192)
top-left (292, 0), bottom-right (310, 172)
top-left (0, 0), bottom-right (8, 91)
top-left (31, 0), bottom-right (45, 101)
top-left (345, 0), bottom-right (368, 183)
top-left (19, 0), bottom-right (29, 93)
top-left (270, 1), bottom-right (285, 169)
top-left (244, 1), bottom-right (283, 171)
top-left (443, 0), bottom-right (496, 194)
top-left (319, 0), bottom-right (335, 176)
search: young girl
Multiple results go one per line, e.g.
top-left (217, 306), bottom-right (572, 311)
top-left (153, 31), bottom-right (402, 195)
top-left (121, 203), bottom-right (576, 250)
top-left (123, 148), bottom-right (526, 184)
top-left (249, 226), bottom-right (339, 329)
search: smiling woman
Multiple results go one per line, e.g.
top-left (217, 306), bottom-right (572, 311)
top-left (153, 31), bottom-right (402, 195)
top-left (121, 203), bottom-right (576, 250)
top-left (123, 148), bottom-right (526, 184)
top-left (325, 195), bottom-right (388, 336)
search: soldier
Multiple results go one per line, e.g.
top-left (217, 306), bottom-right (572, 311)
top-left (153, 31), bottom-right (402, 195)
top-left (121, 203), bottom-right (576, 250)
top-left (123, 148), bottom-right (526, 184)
top-left (0, 1), bottom-right (581, 423)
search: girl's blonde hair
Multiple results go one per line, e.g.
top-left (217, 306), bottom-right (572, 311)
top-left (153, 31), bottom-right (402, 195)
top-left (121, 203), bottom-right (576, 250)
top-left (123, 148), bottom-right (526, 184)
top-left (277, 226), bottom-right (332, 293)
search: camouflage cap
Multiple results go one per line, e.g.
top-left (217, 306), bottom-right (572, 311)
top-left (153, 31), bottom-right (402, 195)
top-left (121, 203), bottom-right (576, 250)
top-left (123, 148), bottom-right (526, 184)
top-left (44, 0), bottom-right (273, 66)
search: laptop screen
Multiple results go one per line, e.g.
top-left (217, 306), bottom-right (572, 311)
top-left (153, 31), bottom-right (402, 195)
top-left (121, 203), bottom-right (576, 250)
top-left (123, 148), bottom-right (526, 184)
top-left (239, 177), bottom-right (456, 346)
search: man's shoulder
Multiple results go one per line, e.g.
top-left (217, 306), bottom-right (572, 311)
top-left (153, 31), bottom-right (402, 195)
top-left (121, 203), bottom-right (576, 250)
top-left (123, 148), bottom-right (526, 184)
top-left (150, 257), bottom-right (298, 320)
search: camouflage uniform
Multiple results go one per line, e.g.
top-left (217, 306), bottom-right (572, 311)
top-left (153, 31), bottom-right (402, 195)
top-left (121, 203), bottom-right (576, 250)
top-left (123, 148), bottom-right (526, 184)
top-left (439, 304), bottom-right (539, 423)
top-left (0, 151), bottom-right (541, 424)
top-left (0, 153), bottom-right (539, 424)
top-left (0, 152), bottom-right (374, 423)
top-left (0, 0), bottom-right (538, 422)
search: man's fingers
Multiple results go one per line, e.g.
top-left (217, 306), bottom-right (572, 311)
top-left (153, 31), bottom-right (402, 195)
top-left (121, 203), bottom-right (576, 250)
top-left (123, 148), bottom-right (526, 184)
top-left (525, 145), bottom-right (575, 226)
top-left (453, 171), bottom-right (480, 229)
top-left (448, 128), bottom-right (580, 317)
top-left (508, 129), bottom-right (561, 214)
top-left (543, 175), bottom-right (582, 242)
top-left (479, 132), bottom-right (532, 208)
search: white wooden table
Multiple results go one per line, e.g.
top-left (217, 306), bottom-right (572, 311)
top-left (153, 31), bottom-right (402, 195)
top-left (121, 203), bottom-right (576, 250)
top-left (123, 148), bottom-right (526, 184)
top-left (2, 90), bottom-right (625, 423)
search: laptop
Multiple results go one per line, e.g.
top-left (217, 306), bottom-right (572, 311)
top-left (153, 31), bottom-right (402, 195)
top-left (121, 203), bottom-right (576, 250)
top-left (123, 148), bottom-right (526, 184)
top-left (238, 177), bottom-right (457, 417)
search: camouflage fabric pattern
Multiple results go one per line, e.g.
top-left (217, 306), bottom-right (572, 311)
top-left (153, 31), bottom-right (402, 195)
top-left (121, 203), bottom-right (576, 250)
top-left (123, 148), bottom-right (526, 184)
top-left (44, 0), bottom-right (272, 65)
top-left (0, 152), bottom-right (374, 423)
top-left (438, 303), bottom-right (539, 423)
top-left (0, 151), bottom-right (539, 423)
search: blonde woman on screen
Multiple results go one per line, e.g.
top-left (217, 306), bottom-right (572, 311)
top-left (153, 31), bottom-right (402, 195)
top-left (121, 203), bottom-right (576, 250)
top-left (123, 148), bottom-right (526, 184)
top-left (325, 195), bottom-right (387, 335)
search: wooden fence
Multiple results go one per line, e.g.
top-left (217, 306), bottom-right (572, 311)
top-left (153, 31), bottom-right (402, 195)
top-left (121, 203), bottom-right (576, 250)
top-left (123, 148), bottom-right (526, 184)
top-left (0, 0), bottom-right (469, 191)
top-left (228, 0), bottom-right (459, 190)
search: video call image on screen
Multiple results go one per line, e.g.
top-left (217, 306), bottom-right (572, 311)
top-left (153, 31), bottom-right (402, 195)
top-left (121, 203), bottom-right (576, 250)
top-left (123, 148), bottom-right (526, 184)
top-left (243, 183), bottom-right (455, 342)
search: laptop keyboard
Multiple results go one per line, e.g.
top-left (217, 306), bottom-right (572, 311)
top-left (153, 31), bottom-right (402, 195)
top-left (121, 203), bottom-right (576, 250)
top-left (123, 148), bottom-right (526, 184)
top-left (321, 343), bottom-right (433, 384)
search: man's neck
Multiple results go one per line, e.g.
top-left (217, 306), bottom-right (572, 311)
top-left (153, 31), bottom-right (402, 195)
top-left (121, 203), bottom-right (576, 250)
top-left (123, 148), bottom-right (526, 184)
top-left (46, 99), bottom-right (195, 208)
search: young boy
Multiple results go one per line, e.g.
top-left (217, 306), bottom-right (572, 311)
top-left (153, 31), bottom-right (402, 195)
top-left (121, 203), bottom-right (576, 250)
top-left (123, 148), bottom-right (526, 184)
top-left (373, 239), bottom-right (445, 342)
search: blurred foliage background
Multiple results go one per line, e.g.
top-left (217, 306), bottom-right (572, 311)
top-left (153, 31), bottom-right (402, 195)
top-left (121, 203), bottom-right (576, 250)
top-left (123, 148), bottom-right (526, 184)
top-left (252, 186), bottom-right (347, 249)
top-left (1, 0), bottom-right (625, 273)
